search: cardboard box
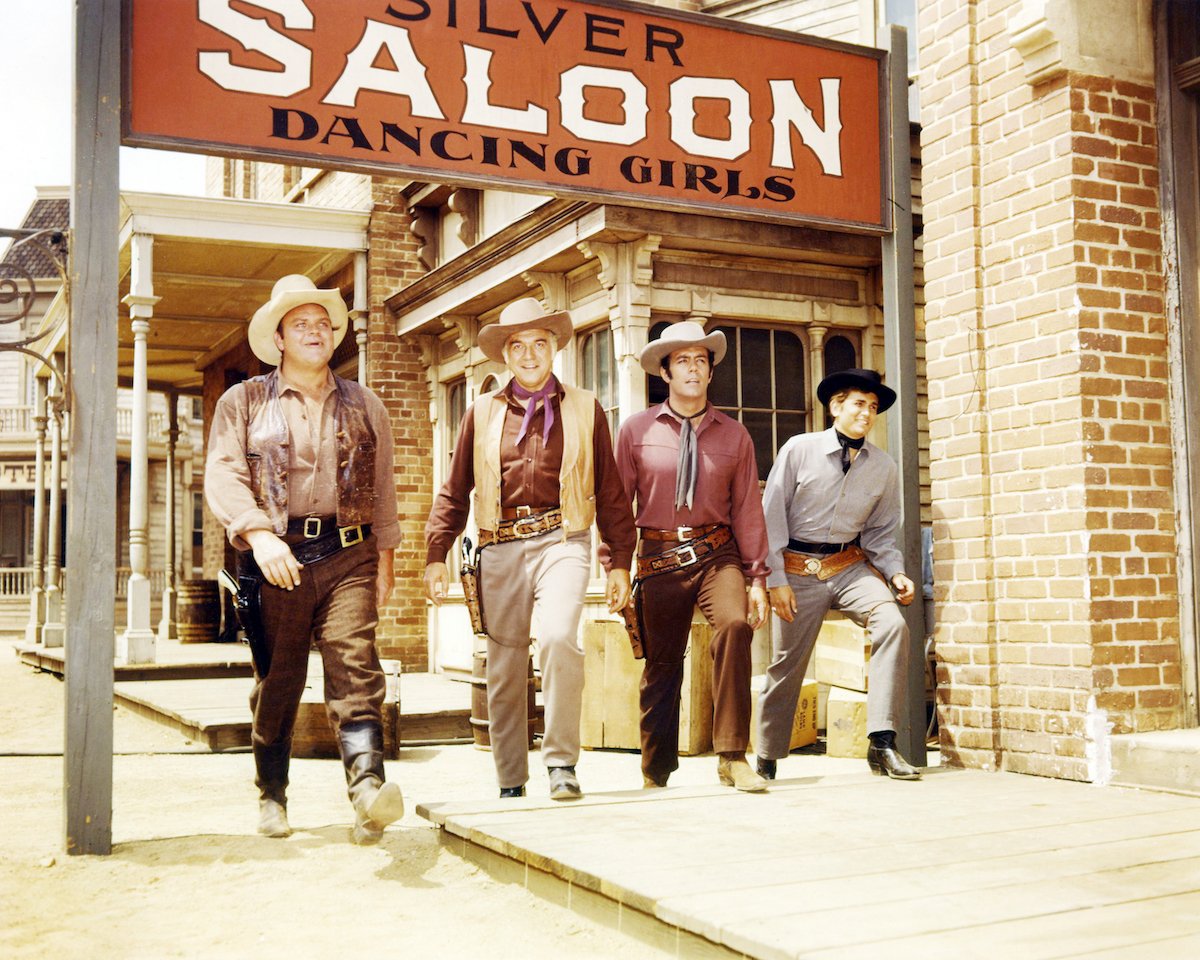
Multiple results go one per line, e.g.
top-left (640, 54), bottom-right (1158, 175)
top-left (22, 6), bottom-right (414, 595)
top-left (750, 677), bottom-right (818, 754)
top-left (826, 686), bottom-right (869, 758)
top-left (581, 617), bottom-right (714, 755)
top-left (815, 619), bottom-right (871, 693)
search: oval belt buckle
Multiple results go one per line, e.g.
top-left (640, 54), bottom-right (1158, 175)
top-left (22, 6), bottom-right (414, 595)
top-left (804, 557), bottom-right (822, 576)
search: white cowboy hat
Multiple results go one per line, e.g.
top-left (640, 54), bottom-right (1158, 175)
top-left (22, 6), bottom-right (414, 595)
top-left (247, 274), bottom-right (349, 366)
top-left (638, 319), bottom-right (727, 375)
top-left (477, 297), bottom-right (574, 363)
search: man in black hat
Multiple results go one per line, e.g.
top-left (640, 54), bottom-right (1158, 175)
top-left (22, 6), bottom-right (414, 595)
top-left (754, 369), bottom-right (922, 780)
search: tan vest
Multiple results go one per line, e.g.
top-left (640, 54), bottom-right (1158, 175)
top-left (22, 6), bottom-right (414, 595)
top-left (243, 369), bottom-right (377, 534)
top-left (472, 383), bottom-right (596, 535)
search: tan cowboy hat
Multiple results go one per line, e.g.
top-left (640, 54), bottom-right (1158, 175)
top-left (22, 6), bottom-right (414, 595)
top-left (477, 297), bottom-right (574, 362)
top-left (248, 274), bottom-right (349, 366)
top-left (638, 319), bottom-right (727, 375)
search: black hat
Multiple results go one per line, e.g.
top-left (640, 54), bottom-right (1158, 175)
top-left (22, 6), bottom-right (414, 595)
top-left (816, 369), bottom-right (897, 412)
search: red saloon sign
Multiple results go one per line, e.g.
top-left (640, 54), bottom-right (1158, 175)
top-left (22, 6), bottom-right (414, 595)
top-left (122, 0), bottom-right (888, 232)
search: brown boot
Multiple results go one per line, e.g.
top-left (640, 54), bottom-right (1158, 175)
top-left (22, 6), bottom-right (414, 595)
top-left (338, 721), bottom-right (404, 845)
top-left (717, 753), bottom-right (768, 793)
top-left (254, 740), bottom-right (293, 838)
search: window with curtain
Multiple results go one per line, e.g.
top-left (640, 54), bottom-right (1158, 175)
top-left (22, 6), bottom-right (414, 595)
top-left (578, 323), bottom-right (619, 435)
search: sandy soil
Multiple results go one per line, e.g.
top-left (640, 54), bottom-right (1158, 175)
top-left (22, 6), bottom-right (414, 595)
top-left (0, 639), bottom-right (695, 960)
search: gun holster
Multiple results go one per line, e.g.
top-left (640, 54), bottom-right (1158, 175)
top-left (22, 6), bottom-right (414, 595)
top-left (621, 581), bottom-right (645, 660)
top-left (222, 557), bottom-right (271, 676)
top-left (460, 537), bottom-right (487, 637)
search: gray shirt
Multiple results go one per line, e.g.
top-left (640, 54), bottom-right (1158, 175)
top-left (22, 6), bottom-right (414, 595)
top-left (762, 427), bottom-right (904, 587)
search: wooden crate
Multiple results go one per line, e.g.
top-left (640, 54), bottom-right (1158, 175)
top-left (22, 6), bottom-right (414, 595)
top-left (581, 617), bottom-right (714, 756)
top-left (815, 619), bottom-right (871, 693)
top-left (826, 685), bottom-right (869, 759)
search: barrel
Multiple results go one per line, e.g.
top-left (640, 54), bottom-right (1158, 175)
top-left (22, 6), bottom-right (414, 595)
top-left (177, 579), bottom-right (221, 643)
top-left (469, 650), bottom-right (537, 750)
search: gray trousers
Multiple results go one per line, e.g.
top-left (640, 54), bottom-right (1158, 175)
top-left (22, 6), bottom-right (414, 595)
top-left (479, 528), bottom-right (591, 789)
top-left (757, 561), bottom-right (910, 760)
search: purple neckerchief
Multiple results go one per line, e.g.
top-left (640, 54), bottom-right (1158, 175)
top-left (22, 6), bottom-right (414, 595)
top-left (511, 379), bottom-right (557, 446)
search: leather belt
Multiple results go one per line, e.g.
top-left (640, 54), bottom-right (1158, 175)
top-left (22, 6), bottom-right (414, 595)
top-left (787, 537), bottom-right (860, 555)
top-left (287, 523), bottom-right (371, 565)
top-left (636, 525), bottom-right (733, 578)
top-left (479, 507), bottom-right (563, 546)
top-left (640, 524), bottom-right (724, 542)
top-left (783, 545), bottom-right (865, 581)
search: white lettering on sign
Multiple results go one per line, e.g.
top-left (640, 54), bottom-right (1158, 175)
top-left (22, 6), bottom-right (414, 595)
top-left (668, 77), bottom-right (751, 162)
top-left (769, 78), bottom-right (843, 176)
top-left (197, 0), bottom-right (314, 98)
top-left (558, 65), bottom-right (648, 146)
top-left (462, 44), bottom-right (549, 134)
top-left (323, 21), bottom-right (446, 117)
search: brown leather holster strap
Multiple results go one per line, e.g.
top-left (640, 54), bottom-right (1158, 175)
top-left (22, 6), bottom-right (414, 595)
top-left (636, 525), bottom-right (733, 579)
top-left (782, 545), bottom-right (866, 581)
top-left (478, 508), bottom-right (563, 546)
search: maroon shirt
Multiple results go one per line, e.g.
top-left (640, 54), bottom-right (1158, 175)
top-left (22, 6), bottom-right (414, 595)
top-left (609, 402), bottom-right (770, 584)
top-left (424, 378), bottom-right (636, 572)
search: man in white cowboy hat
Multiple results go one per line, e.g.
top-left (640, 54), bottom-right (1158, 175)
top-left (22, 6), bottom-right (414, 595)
top-left (608, 319), bottom-right (771, 792)
top-left (755, 368), bottom-right (922, 781)
top-left (424, 297), bottom-right (636, 800)
top-left (206, 273), bottom-right (407, 843)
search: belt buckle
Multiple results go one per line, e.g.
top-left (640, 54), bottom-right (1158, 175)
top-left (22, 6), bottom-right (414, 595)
top-left (511, 514), bottom-right (541, 538)
top-left (303, 517), bottom-right (322, 539)
top-left (676, 526), bottom-right (695, 541)
top-left (676, 545), bottom-right (698, 566)
top-left (339, 525), bottom-right (363, 548)
top-left (805, 557), bottom-right (822, 575)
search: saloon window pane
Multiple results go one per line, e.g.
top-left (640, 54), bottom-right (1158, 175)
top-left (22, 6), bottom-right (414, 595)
top-left (777, 412), bottom-right (808, 452)
top-left (740, 328), bottom-right (772, 408)
top-left (824, 335), bottom-right (857, 376)
top-left (742, 410), bottom-right (774, 481)
top-left (774, 330), bottom-right (806, 410)
top-left (708, 325), bottom-right (738, 407)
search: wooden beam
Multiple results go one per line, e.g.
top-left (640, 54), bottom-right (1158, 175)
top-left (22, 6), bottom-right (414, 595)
top-left (65, 0), bottom-right (119, 855)
top-left (880, 25), bottom-right (927, 766)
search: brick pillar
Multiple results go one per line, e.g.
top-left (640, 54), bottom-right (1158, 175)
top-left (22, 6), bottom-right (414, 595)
top-left (367, 177), bottom-right (434, 669)
top-left (918, 0), bottom-right (1181, 781)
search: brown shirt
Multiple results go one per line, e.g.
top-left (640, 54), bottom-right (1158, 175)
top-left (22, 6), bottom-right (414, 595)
top-left (424, 378), bottom-right (636, 571)
top-left (206, 369), bottom-right (401, 551)
top-left (609, 402), bottom-right (770, 584)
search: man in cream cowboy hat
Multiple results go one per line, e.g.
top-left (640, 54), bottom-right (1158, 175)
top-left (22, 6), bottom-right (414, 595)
top-left (755, 368), bottom-right (922, 781)
top-left (206, 274), bottom-right (407, 843)
top-left (608, 319), bottom-right (771, 792)
top-left (425, 297), bottom-right (636, 800)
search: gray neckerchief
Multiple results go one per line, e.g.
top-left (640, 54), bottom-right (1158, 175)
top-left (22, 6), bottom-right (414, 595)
top-left (669, 403), bottom-right (704, 511)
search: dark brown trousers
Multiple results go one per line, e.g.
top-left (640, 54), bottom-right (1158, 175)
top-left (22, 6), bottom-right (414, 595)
top-left (251, 535), bottom-right (384, 749)
top-left (638, 540), bottom-right (753, 782)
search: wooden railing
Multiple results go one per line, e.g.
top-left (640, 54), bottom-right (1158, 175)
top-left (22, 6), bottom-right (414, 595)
top-left (0, 406), bottom-right (32, 434)
top-left (0, 567), bottom-right (166, 598)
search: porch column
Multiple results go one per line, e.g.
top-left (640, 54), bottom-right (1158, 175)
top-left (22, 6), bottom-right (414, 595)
top-left (351, 250), bottom-right (368, 385)
top-left (41, 383), bottom-right (64, 648)
top-left (24, 377), bottom-right (48, 645)
top-left (809, 325), bottom-right (827, 430)
top-left (579, 235), bottom-right (661, 417)
top-left (118, 232), bottom-right (159, 664)
top-left (157, 392), bottom-right (179, 641)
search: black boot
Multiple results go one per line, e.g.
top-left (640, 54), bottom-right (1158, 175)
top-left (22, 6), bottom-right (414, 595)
top-left (253, 740), bottom-right (292, 838)
top-left (867, 731), bottom-right (922, 781)
top-left (756, 756), bottom-right (777, 781)
top-left (338, 721), bottom-right (405, 845)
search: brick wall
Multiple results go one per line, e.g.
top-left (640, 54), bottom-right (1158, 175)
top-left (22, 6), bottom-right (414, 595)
top-left (366, 178), bottom-right (435, 668)
top-left (919, 0), bottom-right (1182, 780)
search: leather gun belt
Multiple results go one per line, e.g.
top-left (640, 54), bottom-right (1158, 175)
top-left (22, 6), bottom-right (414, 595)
top-left (636, 525), bottom-right (733, 579)
top-left (782, 545), bottom-right (865, 581)
top-left (478, 507), bottom-right (563, 546)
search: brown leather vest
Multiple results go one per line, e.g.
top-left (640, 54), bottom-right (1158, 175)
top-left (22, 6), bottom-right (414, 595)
top-left (242, 369), bottom-right (376, 533)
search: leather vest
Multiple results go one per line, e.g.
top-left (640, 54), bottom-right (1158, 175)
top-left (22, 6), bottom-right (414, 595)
top-left (242, 369), bottom-right (377, 533)
top-left (472, 383), bottom-right (597, 535)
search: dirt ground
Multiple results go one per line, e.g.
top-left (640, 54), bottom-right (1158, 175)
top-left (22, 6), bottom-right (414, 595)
top-left (0, 638), bottom-right (704, 960)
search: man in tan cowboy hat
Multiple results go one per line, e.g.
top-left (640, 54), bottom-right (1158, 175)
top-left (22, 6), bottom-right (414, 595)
top-left (206, 274), bottom-right (407, 843)
top-left (755, 368), bottom-right (922, 781)
top-left (424, 297), bottom-right (636, 800)
top-left (609, 319), bottom-right (770, 792)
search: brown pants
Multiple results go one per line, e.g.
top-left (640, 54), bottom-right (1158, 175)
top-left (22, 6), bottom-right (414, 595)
top-left (251, 536), bottom-right (384, 749)
top-left (638, 540), bottom-right (752, 782)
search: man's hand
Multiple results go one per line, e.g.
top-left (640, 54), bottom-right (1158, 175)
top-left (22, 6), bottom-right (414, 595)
top-left (747, 583), bottom-right (769, 631)
top-left (244, 529), bottom-right (302, 590)
top-left (376, 549), bottom-right (395, 607)
top-left (892, 573), bottom-right (916, 606)
top-left (769, 584), bottom-right (797, 623)
top-left (425, 561), bottom-right (449, 605)
top-left (606, 569), bottom-right (631, 613)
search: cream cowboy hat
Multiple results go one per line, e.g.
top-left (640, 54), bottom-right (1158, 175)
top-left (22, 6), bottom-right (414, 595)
top-left (247, 274), bottom-right (349, 366)
top-left (477, 297), bottom-right (574, 363)
top-left (638, 319), bottom-right (727, 375)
